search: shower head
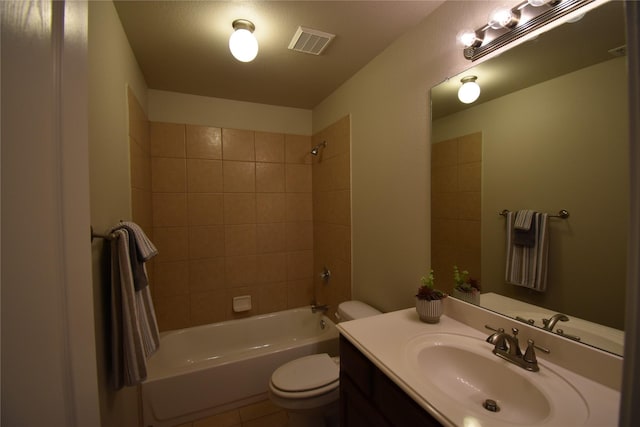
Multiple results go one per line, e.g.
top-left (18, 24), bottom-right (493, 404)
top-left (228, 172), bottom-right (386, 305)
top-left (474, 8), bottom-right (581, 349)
top-left (311, 141), bottom-right (327, 156)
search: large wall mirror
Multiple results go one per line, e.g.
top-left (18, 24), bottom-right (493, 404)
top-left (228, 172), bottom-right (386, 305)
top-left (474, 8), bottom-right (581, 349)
top-left (431, 0), bottom-right (627, 356)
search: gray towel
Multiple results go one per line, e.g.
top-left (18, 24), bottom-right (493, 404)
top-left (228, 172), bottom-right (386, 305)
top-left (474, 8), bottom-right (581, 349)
top-left (513, 210), bottom-right (536, 247)
top-left (110, 228), bottom-right (160, 389)
top-left (505, 211), bottom-right (549, 292)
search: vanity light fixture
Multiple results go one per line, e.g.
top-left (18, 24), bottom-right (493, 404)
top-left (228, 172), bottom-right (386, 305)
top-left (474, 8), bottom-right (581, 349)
top-left (460, 0), bottom-right (591, 61)
top-left (229, 19), bottom-right (259, 62)
top-left (458, 76), bottom-right (481, 104)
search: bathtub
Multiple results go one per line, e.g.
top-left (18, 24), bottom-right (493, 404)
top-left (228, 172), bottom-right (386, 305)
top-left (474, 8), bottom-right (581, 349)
top-left (141, 306), bottom-right (339, 427)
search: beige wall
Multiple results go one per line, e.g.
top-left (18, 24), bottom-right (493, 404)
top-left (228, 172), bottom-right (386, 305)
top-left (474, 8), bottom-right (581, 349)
top-left (432, 57), bottom-right (628, 329)
top-left (148, 89), bottom-right (312, 135)
top-left (88, 1), bottom-right (148, 426)
top-left (312, 1), bottom-right (504, 312)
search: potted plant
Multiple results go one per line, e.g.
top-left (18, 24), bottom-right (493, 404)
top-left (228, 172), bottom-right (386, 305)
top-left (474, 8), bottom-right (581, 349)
top-left (452, 265), bottom-right (481, 305)
top-left (415, 269), bottom-right (447, 323)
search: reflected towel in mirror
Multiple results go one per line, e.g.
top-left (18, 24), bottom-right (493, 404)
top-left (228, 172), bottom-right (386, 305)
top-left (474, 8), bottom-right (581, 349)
top-left (505, 211), bottom-right (549, 292)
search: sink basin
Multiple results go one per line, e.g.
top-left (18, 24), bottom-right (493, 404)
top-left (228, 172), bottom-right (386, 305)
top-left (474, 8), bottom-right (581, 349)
top-left (404, 333), bottom-right (589, 427)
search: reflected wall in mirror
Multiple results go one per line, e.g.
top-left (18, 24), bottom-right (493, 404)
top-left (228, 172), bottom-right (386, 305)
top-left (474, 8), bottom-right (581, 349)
top-left (430, 0), bottom-right (628, 355)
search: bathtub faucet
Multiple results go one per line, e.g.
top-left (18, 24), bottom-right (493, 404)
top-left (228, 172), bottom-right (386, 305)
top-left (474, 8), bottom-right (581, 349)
top-left (311, 303), bottom-right (329, 314)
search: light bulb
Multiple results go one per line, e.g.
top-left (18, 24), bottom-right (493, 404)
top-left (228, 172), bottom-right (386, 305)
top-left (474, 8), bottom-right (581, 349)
top-left (488, 7), bottom-right (517, 29)
top-left (458, 76), bottom-right (481, 104)
top-left (229, 20), bottom-right (259, 62)
top-left (527, 0), bottom-right (550, 6)
top-left (458, 29), bottom-right (481, 48)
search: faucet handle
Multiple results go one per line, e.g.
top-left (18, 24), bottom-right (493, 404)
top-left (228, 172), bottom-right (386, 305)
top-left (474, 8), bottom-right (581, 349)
top-left (523, 339), bottom-right (537, 363)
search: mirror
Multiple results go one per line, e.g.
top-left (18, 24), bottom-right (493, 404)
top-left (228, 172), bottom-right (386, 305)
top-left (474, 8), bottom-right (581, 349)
top-left (430, 0), bottom-right (627, 355)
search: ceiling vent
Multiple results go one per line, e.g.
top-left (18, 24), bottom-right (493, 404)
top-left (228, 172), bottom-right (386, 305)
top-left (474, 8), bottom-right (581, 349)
top-left (288, 26), bottom-right (335, 55)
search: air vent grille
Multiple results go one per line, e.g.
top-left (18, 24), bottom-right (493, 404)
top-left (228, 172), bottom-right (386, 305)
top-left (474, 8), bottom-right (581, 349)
top-left (288, 26), bottom-right (335, 55)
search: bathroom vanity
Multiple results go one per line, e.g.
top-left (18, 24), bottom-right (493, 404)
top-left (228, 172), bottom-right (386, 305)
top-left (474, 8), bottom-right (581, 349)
top-left (337, 298), bottom-right (621, 427)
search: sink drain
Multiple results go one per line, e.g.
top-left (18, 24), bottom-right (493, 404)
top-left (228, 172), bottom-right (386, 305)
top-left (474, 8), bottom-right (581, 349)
top-left (483, 399), bottom-right (500, 412)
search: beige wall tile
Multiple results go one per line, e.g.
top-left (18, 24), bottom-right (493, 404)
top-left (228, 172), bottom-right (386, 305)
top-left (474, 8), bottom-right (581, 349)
top-left (286, 278), bottom-right (313, 308)
top-left (153, 226), bottom-right (189, 262)
top-left (431, 191), bottom-right (459, 220)
top-left (131, 187), bottom-right (152, 228)
top-left (256, 163), bottom-right (285, 193)
top-left (456, 220), bottom-right (481, 250)
top-left (223, 161), bottom-right (256, 193)
top-left (190, 290), bottom-right (227, 326)
top-left (459, 191), bottom-right (481, 220)
top-left (332, 190), bottom-right (351, 226)
top-left (130, 138), bottom-right (151, 191)
top-left (285, 134), bottom-right (311, 164)
top-left (187, 159), bottom-right (223, 193)
top-left (189, 225), bottom-right (225, 259)
top-left (328, 153), bottom-right (350, 191)
top-left (285, 164), bottom-right (312, 193)
top-left (186, 125), bottom-right (222, 159)
top-left (152, 157), bottom-right (186, 192)
top-left (431, 219), bottom-right (458, 248)
top-left (256, 223), bottom-right (287, 254)
top-left (458, 132), bottom-right (482, 164)
top-left (154, 295), bottom-right (190, 331)
top-left (286, 221), bottom-right (313, 251)
top-left (222, 128), bottom-right (255, 161)
top-left (127, 88), bottom-right (149, 152)
top-left (256, 193), bottom-right (286, 223)
top-left (286, 250), bottom-right (313, 280)
top-left (223, 193), bottom-right (256, 224)
top-left (189, 258), bottom-right (225, 292)
top-left (152, 193), bottom-right (188, 226)
top-left (458, 162), bottom-right (481, 192)
top-left (286, 193), bottom-right (313, 221)
top-left (150, 122), bottom-right (186, 158)
top-left (153, 261), bottom-right (189, 297)
top-left (255, 132), bottom-right (285, 163)
top-left (224, 224), bottom-right (257, 256)
top-left (432, 165), bottom-right (458, 193)
top-left (225, 255), bottom-right (257, 286)
top-left (256, 253), bottom-right (287, 283)
top-left (188, 193), bottom-right (224, 226)
top-left (258, 283), bottom-right (288, 315)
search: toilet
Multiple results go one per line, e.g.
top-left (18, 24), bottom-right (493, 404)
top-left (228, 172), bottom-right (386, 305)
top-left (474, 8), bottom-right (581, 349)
top-left (268, 301), bottom-right (381, 427)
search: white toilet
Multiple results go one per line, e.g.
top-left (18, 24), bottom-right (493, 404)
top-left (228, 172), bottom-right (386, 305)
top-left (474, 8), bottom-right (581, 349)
top-left (268, 301), bottom-right (381, 427)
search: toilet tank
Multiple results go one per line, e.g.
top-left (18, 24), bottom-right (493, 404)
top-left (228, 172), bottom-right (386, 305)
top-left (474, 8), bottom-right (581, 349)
top-left (337, 301), bottom-right (381, 321)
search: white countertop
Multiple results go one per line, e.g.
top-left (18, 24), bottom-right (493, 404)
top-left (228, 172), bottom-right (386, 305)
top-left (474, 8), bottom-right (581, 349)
top-left (338, 306), bottom-right (620, 427)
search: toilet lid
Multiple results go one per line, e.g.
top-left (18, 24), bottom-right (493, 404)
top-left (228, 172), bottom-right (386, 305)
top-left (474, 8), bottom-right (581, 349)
top-left (271, 354), bottom-right (339, 393)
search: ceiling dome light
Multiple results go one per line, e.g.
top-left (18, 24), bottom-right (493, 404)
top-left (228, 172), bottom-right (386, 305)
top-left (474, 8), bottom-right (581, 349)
top-left (229, 19), bottom-right (258, 62)
top-left (488, 7), bottom-right (519, 29)
top-left (458, 76), bottom-right (481, 104)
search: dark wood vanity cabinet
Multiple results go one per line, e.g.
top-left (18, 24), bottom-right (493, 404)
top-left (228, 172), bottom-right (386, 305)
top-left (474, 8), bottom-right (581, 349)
top-left (339, 335), bottom-right (443, 427)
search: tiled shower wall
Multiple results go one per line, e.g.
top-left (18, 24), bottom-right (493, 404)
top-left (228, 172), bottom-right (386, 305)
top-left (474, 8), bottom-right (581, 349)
top-left (128, 90), bottom-right (351, 331)
top-left (431, 132), bottom-right (482, 293)
top-left (312, 116), bottom-right (352, 319)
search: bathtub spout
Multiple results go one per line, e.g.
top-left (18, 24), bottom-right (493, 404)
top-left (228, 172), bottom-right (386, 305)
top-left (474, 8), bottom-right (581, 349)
top-left (311, 304), bottom-right (329, 314)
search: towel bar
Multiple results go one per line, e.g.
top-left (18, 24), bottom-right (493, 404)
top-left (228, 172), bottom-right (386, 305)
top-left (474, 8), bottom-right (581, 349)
top-left (499, 209), bottom-right (570, 219)
top-left (91, 226), bottom-right (115, 242)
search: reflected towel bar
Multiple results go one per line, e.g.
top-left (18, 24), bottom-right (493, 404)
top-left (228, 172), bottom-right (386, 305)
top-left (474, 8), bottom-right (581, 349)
top-left (499, 209), bottom-right (570, 219)
top-left (91, 226), bottom-right (115, 242)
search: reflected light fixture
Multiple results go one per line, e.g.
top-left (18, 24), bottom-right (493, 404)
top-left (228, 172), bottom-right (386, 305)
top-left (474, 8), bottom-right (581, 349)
top-left (458, 76), bottom-right (481, 104)
top-left (229, 19), bottom-right (258, 62)
top-left (488, 7), bottom-right (520, 29)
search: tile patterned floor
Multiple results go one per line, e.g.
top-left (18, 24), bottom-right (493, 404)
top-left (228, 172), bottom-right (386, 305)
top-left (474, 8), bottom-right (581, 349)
top-left (173, 399), bottom-right (289, 427)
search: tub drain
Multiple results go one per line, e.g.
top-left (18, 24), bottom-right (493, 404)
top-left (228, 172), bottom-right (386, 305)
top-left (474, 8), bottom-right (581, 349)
top-left (483, 399), bottom-right (500, 412)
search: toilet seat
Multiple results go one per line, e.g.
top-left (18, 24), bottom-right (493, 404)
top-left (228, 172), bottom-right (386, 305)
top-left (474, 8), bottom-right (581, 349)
top-left (269, 353), bottom-right (339, 399)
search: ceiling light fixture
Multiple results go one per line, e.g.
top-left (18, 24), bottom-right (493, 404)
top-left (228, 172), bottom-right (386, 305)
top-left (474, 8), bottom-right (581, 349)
top-left (459, 0), bottom-right (590, 62)
top-left (229, 19), bottom-right (258, 62)
top-left (458, 76), bottom-right (481, 104)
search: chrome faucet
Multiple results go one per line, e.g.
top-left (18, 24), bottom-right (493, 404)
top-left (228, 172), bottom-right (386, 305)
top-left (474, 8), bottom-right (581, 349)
top-left (485, 325), bottom-right (549, 372)
top-left (311, 303), bottom-right (329, 314)
top-left (542, 313), bottom-right (569, 331)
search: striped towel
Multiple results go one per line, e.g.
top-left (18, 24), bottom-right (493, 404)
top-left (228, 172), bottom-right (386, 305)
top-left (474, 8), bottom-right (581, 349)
top-left (505, 210), bottom-right (549, 292)
top-left (110, 227), bottom-right (160, 389)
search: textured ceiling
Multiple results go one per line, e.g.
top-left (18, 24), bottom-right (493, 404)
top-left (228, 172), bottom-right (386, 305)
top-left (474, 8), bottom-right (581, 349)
top-left (114, 1), bottom-right (443, 109)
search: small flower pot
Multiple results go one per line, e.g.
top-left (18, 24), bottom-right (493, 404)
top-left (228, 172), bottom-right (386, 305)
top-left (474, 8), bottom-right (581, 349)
top-left (415, 299), bottom-right (443, 323)
top-left (452, 288), bottom-right (480, 305)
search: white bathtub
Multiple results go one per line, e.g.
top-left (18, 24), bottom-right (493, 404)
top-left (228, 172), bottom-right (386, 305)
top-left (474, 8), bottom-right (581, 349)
top-left (141, 307), bottom-right (339, 427)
